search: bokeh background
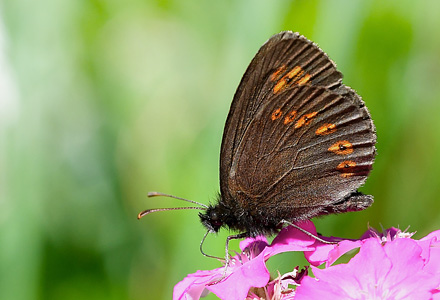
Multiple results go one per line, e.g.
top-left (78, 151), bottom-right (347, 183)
top-left (1, 0), bottom-right (440, 299)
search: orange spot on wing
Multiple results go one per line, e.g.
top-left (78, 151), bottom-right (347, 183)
top-left (273, 80), bottom-right (287, 94)
top-left (296, 73), bottom-right (311, 85)
top-left (271, 108), bottom-right (282, 120)
top-left (271, 65), bottom-right (286, 81)
top-left (328, 140), bottom-right (354, 155)
top-left (294, 112), bottom-right (318, 129)
top-left (340, 173), bottom-right (354, 178)
top-left (316, 123), bottom-right (336, 135)
top-left (336, 160), bottom-right (357, 178)
top-left (337, 161), bottom-right (356, 169)
top-left (273, 66), bottom-right (304, 94)
top-left (286, 66), bottom-right (303, 79)
top-left (283, 110), bottom-right (297, 125)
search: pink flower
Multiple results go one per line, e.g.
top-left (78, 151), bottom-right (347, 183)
top-left (304, 227), bottom-right (402, 266)
top-left (173, 225), bottom-right (440, 300)
top-left (296, 229), bottom-right (440, 300)
top-left (173, 221), bottom-right (317, 300)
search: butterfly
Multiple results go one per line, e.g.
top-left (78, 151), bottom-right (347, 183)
top-left (140, 31), bottom-right (376, 249)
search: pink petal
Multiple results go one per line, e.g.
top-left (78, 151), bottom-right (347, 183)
top-left (325, 239), bottom-right (362, 266)
top-left (239, 236), bottom-right (268, 252)
top-left (423, 239), bottom-right (440, 276)
top-left (420, 230), bottom-right (440, 242)
top-left (206, 252), bottom-right (270, 300)
top-left (297, 237), bottom-right (440, 300)
top-left (419, 230), bottom-right (440, 275)
top-left (264, 221), bottom-right (317, 258)
top-left (296, 239), bottom-right (392, 299)
top-left (304, 239), bottom-right (362, 266)
top-left (383, 238), bottom-right (423, 280)
top-left (296, 275), bottom-right (353, 299)
top-left (380, 239), bottom-right (437, 299)
top-left (413, 230), bottom-right (440, 276)
top-left (173, 269), bottom-right (221, 300)
top-left (303, 243), bottom-right (336, 266)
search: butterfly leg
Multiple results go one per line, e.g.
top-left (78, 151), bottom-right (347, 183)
top-left (199, 230), bottom-right (224, 261)
top-left (280, 220), bottom-right (336, 244)
top-left (225, 232), bottom-right (249, 266)
top-left (209, 232), bottom-right (248, 285)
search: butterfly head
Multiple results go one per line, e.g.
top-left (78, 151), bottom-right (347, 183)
top-left (199, 205), bottom-right (227, 233)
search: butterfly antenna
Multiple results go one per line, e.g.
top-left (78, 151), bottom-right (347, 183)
top-left (137, 206), bottom-right (206, 219)
top-left (137, 191), bottom-right (208, 220)
top-left (147, 191), bottom-right (208, 208)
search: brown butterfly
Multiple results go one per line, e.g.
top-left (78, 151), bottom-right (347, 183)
top-left (139, 31), bottom-right (376, 254)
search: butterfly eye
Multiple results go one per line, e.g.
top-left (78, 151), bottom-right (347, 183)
top-left (209, 211), bottom-right (223, 229)
top-left (210, 211), bottom-right (219, 221)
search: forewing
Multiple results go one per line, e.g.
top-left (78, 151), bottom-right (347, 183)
top-left (220, 31), bottom-right (343, 198)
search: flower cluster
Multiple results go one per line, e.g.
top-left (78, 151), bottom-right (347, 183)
top-left (173, 221), bottom-right (440, 300)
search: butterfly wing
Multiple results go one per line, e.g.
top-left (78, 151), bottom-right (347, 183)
top-left (230, 85), bottom-right (375, 215)
top-left (220, 32), bottom-right (376, 222)
top-left (220, 32), bottom-right (343, 192)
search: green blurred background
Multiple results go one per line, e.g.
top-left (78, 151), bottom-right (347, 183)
top-left (1, 0), bottom-right (440, 299)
